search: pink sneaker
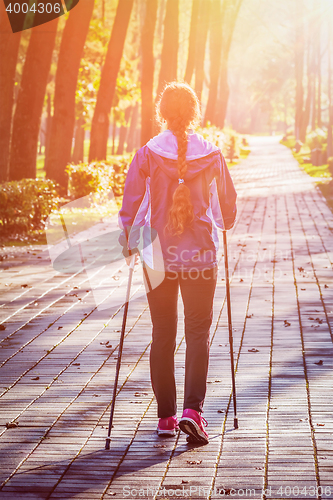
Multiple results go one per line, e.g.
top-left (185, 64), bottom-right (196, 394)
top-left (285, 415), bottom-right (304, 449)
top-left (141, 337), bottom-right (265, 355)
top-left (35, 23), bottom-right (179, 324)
top-left (179, 409), bottom-right (209, 444)
top-left (157, 415), bottom-right (179, 436)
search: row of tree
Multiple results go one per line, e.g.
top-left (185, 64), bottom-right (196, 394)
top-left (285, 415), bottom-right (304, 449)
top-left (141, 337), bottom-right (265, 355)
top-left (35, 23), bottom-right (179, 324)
top-left (294, 0), bottom-right (333, 154)
top-left (0, 0), bottom-right (243, 191)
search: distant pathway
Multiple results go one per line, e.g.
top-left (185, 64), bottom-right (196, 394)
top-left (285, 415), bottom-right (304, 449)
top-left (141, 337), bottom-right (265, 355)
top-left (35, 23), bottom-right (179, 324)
top-left (0, 136), bottom-right (332, 500)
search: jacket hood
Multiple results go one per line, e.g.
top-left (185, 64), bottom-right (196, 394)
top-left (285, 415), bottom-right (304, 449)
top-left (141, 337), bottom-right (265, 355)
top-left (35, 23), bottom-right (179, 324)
top-left (146, 130), bottom-right (221, 181)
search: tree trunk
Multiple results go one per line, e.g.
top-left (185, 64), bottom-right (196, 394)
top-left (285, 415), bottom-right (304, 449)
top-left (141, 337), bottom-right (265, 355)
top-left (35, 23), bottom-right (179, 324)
top-left (0, 4), bottom-right (21, 182)
top-left (311, 46), bottom-right (317, 130)
top-left (216, 56), bottom-right (229, 128)
top-left (300, 28), bottom-right (313, 142)
top-left (194, 0), bottom-right (210, 102)
top-left (141, 0), bottom-right (158, 146)
top-left (44, 92), bottom-right (53, 166)
top-left (126, 103), bottom-right (139, 153)
top-left (9, 19), bottom-right (59, 181)
top-left (157, 0), bottom-right (166, 43)
top-left (184, 0), bottom-right (200, 85)
top-left (44, 0), bottom-right (94, 190)
top-left (294, 0), bottom-right (305, 140)
top-left (213, 0), bottom-right (243, 127)
top-left (316, 25), bottom-right (321, 129)
top-left (204, 0), bottom-right (223, 125)
top-left (327, 13), bottom-right (333, 158)
top-left (156, 0), bottom-right (179, 96)
top-left (89, 0), bottom-right (134, 162)
top-left (72, 117), bottom-right (86, 164)
top-left (117, 106), bottom-right (132, 154)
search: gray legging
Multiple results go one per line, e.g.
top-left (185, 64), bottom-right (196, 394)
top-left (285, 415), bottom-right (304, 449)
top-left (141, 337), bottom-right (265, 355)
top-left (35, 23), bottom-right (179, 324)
top-left (147, 267), bottom-right (217, 419)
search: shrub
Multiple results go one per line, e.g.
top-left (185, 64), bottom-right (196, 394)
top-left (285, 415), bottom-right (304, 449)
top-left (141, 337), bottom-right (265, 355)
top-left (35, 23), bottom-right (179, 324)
top-left (0, 179), bottom-right (59, 235)
top-left (328, 157), bottom-right (333, 176)
top-left (306, 128), bottom-right (327, 150)
top-left (198, 126), bottom-right (243, 160)
top-left (66, 156), bottom-right (130, 201)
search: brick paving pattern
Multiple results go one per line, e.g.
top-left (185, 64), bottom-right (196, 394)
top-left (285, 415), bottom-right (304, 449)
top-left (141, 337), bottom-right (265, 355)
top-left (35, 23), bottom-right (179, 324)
top-left (0, 136), bottom-right (332, 500)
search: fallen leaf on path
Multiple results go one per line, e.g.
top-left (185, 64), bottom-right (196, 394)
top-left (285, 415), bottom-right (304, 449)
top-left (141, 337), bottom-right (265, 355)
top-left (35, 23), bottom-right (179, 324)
top-left (325, 284), bottom-right (329, 288)
top-left (217, 409), bottom-right (225, 413)
top-left (154, 444), bottom-right (166, 448)
top-left (58, 326), bottom-right (63, 330)
top-left (181, 480), bottom-right (189, 484)
top-left (315, 360), bottom-right (323, 366)
top-left (73, 363), bottom-right (80, 366)
top-left (317, 423), bottom-right (325, 427)
top-left (187, 460), bottom-right (202, 465)
top-left (6, 422), bottom-right (19, 428)
top-left (21, 284), bottom-right (28, 288)
top-left (0, 325), bottom-right (6, 330)
top-left (298, 267), bottom-right (304, 272)
top-left (248, 348), bottom-right (259, 353)
top-left (32, 376), bottom-right (40, 380)
top-left (284, 320), bottom-right (291, 327)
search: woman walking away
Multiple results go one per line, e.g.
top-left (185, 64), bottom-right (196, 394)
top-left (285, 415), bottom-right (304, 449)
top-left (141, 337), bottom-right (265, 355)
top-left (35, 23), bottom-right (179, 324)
top-left (118, 82), bottom-right (237, 445)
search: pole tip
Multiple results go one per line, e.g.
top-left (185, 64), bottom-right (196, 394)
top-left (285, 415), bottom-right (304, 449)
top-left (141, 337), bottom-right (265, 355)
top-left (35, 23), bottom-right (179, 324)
top-left (234, 418), bottom-right (239, 429)
top-left (105, 438), bottom-right (111, 450)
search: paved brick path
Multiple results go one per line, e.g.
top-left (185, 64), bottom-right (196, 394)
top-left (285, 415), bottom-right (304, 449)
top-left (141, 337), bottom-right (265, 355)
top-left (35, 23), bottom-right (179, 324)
top-left (0, 136), bottom-right (332, 500)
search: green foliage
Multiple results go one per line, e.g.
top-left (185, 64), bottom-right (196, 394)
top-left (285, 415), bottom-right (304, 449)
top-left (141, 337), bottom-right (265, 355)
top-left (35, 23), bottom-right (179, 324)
top-left (327, 157), bottom-right (333, 177)
top-left (0, 179), bottom-right (59, 235)
top-left (306, 128), bottom-right (327, 150)
top-left (76, 19), bottom-right (140, 129)
top-left (66, 156), bottom-right (132, 201)
top-left (198, 125), bottom-right (248, 164)
top-left (199, 125), bottom-right (226, 149)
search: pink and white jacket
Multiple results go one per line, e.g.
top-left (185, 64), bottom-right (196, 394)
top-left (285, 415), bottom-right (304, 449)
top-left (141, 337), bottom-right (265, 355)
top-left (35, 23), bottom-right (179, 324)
top-left (118, 129), bottom-right (237, 273)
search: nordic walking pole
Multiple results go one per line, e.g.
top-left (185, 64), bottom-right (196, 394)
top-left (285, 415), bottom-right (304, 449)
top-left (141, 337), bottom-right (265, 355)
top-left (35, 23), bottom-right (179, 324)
top-left (105, 253), bottom-right (136, 450)
top-left (223, 230), bottom-right (238, 429)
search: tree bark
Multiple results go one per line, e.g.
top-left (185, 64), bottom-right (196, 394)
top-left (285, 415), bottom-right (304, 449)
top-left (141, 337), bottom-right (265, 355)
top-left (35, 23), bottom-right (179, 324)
top-left (45, 0), bottom-right (94, 190)
top-left (215, 0), bottom-right (243, 127)
top-left (126, 103), bottom-right (139, 152)
top-left (300, 25), bottom-right (313, 142)
top-left (194, 0), bottom-right (210, 102)
top-left (294, 0), bottom-right (305, 140)
top-left (141, 0), bottom-right (158, 146)
top-left (9, 19), bottom-right (59, 181)
top-left (316, 24), bottom-right (321, 129)
top-left (156, 0), bottom-right (179, 96)
top-left (204, 0), bottom-right (223, 125)
top-left (184, 0), bottom-right (200, 85)
top-left (89, 0), bottom-right (134, 162)
top-left (327, 13), bottom-right (333, 158)
top-left (44, 92), bottom-right (53, 166)
top-left (0, 4), bottom-right (21, 182)
top-left (117, 105), bottom-right (132, 154)
top-left (72, 117), bottom-right (86, 164)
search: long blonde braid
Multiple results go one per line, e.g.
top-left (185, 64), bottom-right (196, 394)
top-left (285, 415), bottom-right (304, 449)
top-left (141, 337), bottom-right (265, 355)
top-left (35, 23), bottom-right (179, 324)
top-left (157, 82), bottom-right (201, 236)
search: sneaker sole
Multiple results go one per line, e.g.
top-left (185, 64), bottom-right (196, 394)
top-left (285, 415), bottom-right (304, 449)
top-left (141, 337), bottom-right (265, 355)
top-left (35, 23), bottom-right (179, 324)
top-left (179, 418), bottom-right (209, 444)
top-left (157, 427), bottom-right (178, 437)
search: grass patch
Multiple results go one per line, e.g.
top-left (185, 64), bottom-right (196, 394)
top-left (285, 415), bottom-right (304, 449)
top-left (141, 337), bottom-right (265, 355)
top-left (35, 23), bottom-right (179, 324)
top-left (281, 137), bottom-right (333, 212)
top-left (228, 149), bottom-right (251, 168)
top-left (0, 197), bottom-right (122, 248)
